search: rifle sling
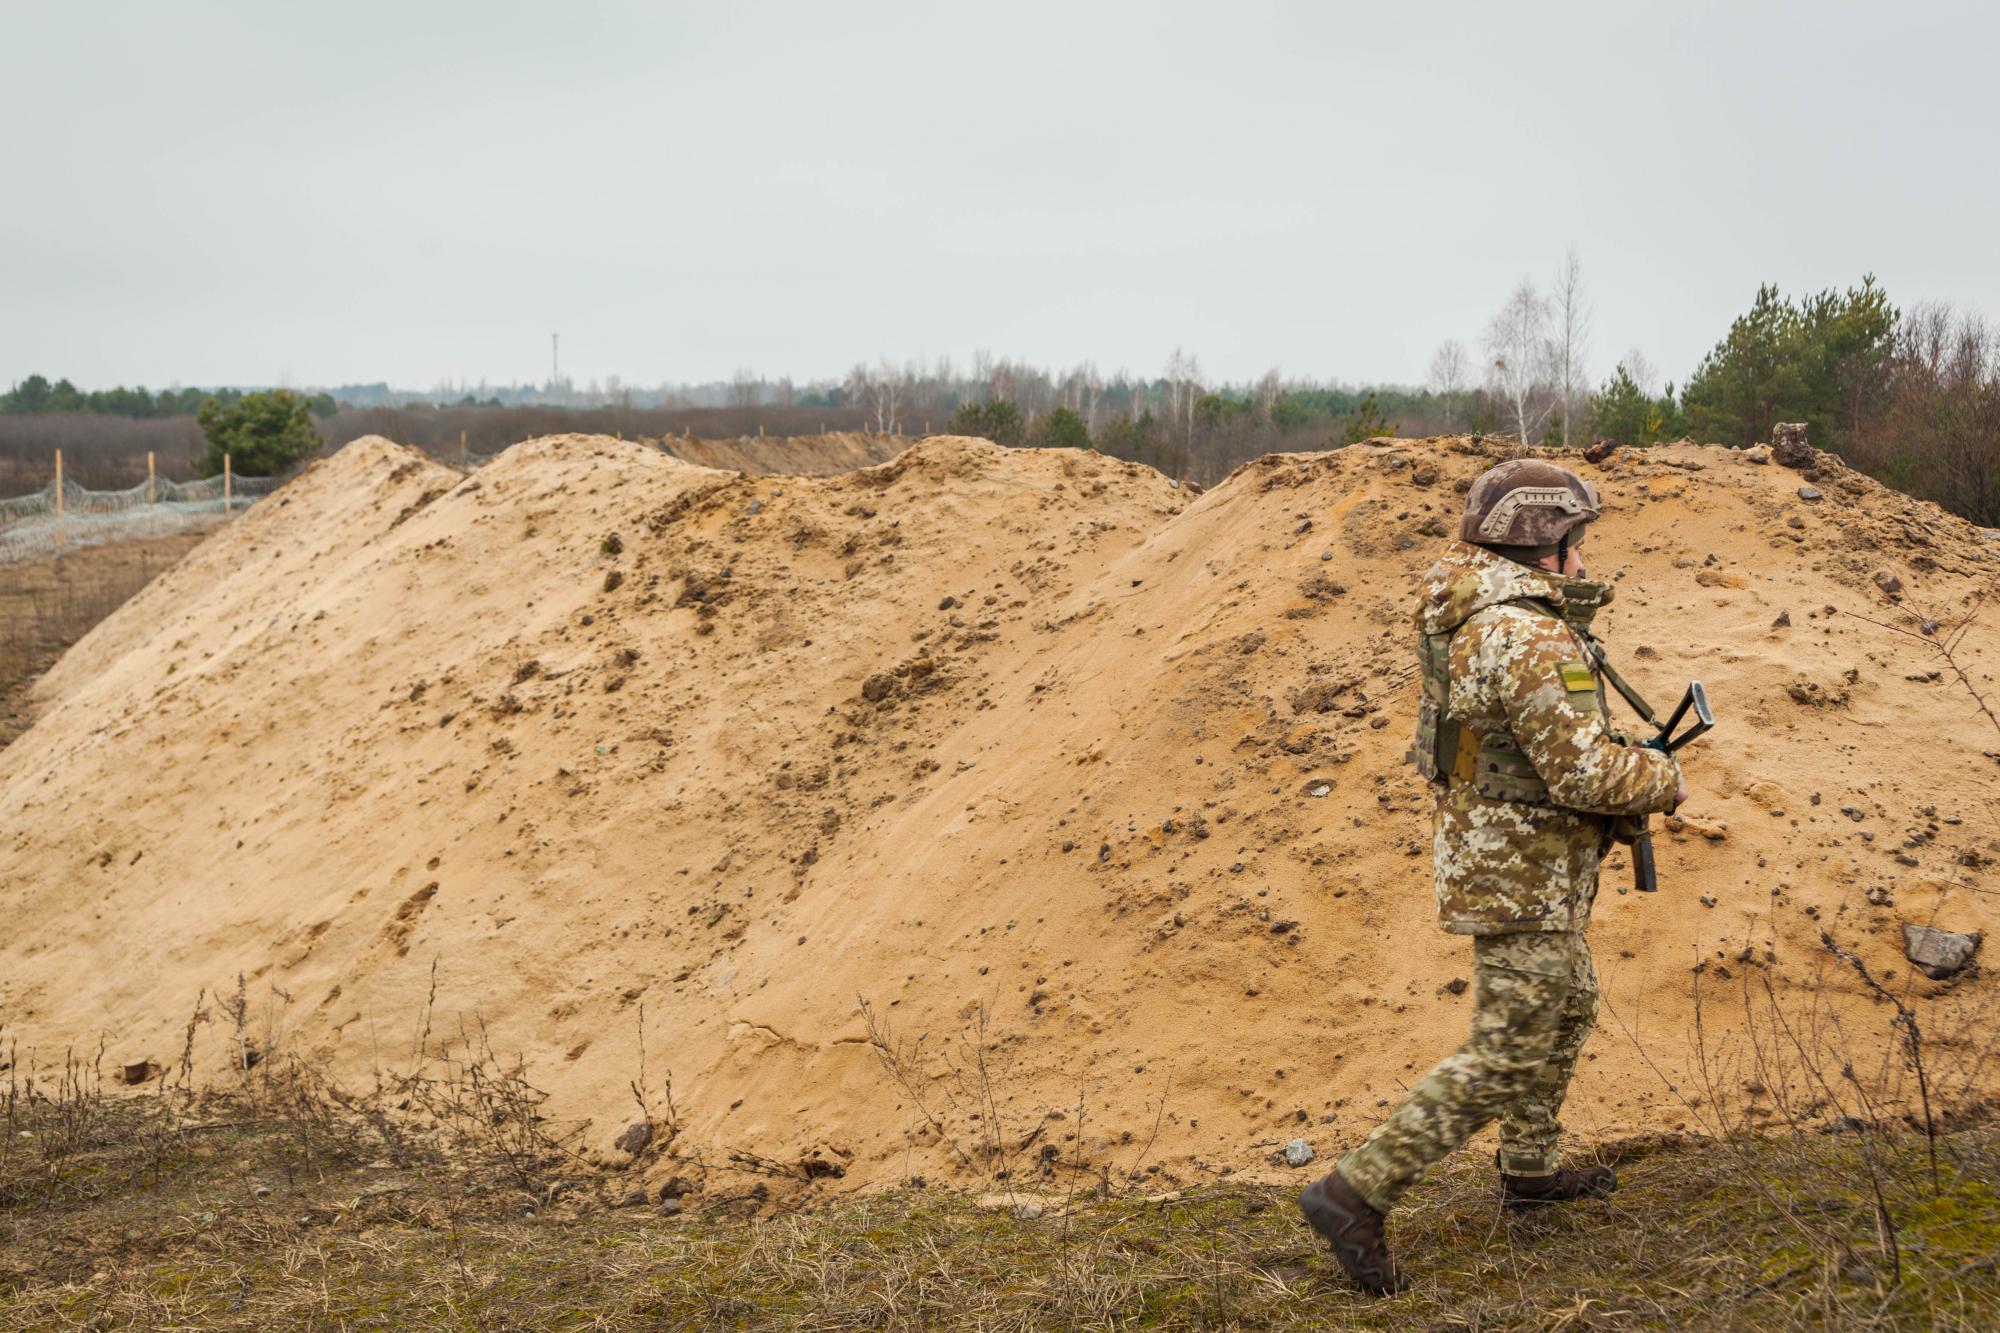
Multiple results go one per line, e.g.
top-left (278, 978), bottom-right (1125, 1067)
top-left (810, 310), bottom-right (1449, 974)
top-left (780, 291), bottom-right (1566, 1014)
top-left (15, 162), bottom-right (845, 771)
top-left (1512, 595), bottom-right (1661, 729)
top-left (1589, 650), bottom-right (1658, 729)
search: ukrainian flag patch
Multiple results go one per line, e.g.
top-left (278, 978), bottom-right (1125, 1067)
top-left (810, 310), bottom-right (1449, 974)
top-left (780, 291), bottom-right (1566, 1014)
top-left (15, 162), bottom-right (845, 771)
top-left (1557, 660), bottom-right (1596, 694)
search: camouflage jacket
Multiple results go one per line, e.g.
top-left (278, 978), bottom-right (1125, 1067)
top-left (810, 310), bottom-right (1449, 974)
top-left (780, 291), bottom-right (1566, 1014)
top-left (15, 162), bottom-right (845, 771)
top-left (1417, 541), bottom-right (1681, 934)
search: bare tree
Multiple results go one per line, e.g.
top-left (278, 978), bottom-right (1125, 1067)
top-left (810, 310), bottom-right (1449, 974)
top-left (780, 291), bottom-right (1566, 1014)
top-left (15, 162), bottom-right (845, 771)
top-left (1426, 340), bottom-right (1470, 431)
top-left (1256, 367), bottom-right (1283, 424)
top-left (839, 364), bottom-right (865, 416)
top-left (1551, 247), bottom-right (1591, 446)
top-left (1485, 281), bottom-right (1557, 445)
top-left (987, 356), bottom-right (1015, 411)
top-left (1111, 365), bottom-right (1138, 422)
top-left (921, 355), bottom-right (956, 416)
top-left (844, 361), bottom-right (905, 434)
top-left (1857, 303), bottom-right (2000, 524)
top-left (1059, 364), bottom-right (1086, 413)
top-left (891, 359), bottom-right (916, 433)
top-left (1623, 349), bottom-right (1658, 398)
top-left (1163, 347), bottom-right (1202, 446)
top-left (729, 368), bottom-right (761, 413)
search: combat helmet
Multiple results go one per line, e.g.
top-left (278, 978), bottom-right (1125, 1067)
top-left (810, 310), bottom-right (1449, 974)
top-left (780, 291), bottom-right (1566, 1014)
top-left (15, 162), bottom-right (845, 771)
top-left (1459, 459), bottom-right (1600, 550)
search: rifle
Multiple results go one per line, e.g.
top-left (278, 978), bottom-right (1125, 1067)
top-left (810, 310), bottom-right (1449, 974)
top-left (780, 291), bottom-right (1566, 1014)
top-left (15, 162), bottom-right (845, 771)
top-left (1653, 681), bottom-right (1715, 752)
top-left (1593, 657), bottom-right (1716, 893)
top-left (1630, 682), bottom-right (1714, 891)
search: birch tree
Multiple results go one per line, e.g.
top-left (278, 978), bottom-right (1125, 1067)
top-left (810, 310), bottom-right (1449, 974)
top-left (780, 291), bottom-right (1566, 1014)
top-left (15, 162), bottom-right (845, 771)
top-left (1112, 366), bottom-right (1138, 422)
top-left (843, 364), bottom-right (871, 428)
top-left (1484, 281), bottom-right (1557, 445)
top-left (1163, 347), bottom-right (1202, 445)
top-left (1256, 368), bottom-right (1283, 424)
top-left (1551, 247), bottom-right (1591, 445)
top-left (1426, 340), bottom-right (1470, 431)
top-left (845, 360), bottom-right (906, 433)
top-left (1163, 347), bottom-right (1189, 434)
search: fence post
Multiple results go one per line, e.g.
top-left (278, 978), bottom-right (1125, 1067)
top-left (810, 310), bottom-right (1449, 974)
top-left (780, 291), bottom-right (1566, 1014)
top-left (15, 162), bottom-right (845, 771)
top-left (459, 429), bottom-right (467, 467)
top-left (147, 451), bottom-right (156, 507)
top-left (224, 453), bottom-right (233, 515)
top-left (54, 449), bottom-right (64, 550)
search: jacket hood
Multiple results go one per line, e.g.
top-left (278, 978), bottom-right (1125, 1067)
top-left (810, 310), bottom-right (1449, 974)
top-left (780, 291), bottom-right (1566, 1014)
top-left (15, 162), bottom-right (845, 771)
top-left (1415, 541), bottom-right (1613, 636)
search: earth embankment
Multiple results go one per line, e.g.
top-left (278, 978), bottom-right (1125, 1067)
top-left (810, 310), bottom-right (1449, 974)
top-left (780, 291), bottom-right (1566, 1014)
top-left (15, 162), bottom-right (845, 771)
top-left (2, 431), bottom-right (1992, 1199)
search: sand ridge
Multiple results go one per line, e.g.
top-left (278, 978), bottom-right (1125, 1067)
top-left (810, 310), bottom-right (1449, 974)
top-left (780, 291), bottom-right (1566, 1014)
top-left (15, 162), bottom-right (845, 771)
top-left (655, 430), bottom-right (911, 476)
top-left (1, 431), bottom-right (1994, 1199)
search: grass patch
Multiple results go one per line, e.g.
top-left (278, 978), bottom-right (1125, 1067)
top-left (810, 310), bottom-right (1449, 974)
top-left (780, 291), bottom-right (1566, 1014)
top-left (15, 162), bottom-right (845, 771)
top-left (2, 1085), bottom-right (1996, 1330)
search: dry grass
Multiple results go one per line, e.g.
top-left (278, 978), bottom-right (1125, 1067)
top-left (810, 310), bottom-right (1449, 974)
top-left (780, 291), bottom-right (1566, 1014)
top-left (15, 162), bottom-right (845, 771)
top-left (1, 1061), bottom-right (1995, 1331)
top-left (7, 928), bottom-right (1992, 1328)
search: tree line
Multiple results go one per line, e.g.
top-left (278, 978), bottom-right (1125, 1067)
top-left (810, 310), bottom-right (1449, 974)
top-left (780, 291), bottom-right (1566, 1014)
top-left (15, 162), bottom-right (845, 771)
top-left (0, 374), bottom-right (337, 421)
top-left (6, 267), bottom-right (1997, 520)
top-left (1422, 258), bottom-right (1998, 523)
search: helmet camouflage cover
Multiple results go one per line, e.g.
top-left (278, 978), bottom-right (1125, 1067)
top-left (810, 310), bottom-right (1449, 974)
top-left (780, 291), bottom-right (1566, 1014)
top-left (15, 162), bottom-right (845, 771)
top-left (1458, 460), bottom-right (1601, 547)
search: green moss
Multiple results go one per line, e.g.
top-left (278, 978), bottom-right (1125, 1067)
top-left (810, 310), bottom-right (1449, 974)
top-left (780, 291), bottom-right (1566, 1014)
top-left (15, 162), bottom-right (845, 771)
top-left (1903, 1174), bottom-right (2000, 1245)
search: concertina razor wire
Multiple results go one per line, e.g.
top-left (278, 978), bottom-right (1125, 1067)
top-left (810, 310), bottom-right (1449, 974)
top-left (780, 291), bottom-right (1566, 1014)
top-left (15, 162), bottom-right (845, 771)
top-left (0, 439), bottom-right (602, 566)
top-left (0, 473), bottom-right (286, 566)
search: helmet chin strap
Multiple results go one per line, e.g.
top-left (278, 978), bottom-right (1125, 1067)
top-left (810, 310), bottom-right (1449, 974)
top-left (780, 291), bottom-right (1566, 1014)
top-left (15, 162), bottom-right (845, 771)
top-left (1556, 531), bottom-right (1569, 571)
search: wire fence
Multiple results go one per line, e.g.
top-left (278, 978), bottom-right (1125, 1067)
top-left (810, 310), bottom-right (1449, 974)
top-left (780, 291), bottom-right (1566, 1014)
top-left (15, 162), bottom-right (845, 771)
top-left (2, 437), bottom-right (529, 566)
top-left (0, 473), bottom-right (285, 566)
top-left (1, 431), bottom-right (884, 566)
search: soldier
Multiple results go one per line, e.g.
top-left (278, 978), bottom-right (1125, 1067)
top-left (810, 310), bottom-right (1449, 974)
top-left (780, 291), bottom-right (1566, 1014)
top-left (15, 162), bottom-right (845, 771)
top-left (1297, 459), bottom-right (1688, 1294)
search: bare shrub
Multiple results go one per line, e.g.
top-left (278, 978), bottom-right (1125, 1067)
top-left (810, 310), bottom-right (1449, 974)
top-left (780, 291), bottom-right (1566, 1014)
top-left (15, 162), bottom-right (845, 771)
top-left (860, 996), bottom-right (1018, 1183)
top-left (1849, 304), bottom-right (2000, 525)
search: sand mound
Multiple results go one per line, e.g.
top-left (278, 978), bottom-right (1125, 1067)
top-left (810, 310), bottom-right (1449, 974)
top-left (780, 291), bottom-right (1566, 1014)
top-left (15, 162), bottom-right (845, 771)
top-left (3, 432), bottom-right (1994, 1199)
top-left (656, 430), bottom-right (911, 476)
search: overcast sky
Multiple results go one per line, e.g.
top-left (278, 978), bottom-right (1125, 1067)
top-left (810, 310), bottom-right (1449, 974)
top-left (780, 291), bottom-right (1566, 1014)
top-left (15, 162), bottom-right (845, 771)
top-left (5, 1), bottom-right (1993, 394)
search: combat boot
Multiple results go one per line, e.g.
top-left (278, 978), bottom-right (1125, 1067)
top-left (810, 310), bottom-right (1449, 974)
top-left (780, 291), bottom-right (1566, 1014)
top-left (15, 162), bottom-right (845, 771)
top-left (1500, 1164), bottom-right (1616, 1210)
top-left (1297, 1170), bottom-right (1407, 1295)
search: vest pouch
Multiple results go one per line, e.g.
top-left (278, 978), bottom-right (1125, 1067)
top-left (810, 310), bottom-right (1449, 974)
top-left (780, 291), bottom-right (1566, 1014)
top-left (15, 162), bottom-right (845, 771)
top-left (1471, 731), bottom-right (1552, 805)
top-left (1410, 631), bottom-right (1455, 781)
top-left (1411, 694), bottom-right (1441, 780)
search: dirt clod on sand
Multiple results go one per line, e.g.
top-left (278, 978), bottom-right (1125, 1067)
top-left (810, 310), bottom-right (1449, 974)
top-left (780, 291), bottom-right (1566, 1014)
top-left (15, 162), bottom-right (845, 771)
top-left (1, 432), bottom-right (1995, 1199)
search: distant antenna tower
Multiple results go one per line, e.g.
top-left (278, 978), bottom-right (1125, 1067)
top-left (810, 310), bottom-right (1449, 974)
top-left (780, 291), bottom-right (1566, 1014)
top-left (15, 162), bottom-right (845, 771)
top-left (551, 332), bottom-right (560, 387)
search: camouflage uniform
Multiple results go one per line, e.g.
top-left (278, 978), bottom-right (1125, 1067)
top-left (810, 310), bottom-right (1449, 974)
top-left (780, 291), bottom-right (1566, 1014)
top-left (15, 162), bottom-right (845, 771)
top-left (1337, 540), bottom-right (1681, 1212)
top-left (1419, 541), bottom-right (1678, 934)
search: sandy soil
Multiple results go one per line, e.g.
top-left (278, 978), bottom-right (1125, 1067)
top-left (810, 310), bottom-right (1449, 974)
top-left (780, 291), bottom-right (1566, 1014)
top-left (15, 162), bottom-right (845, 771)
top-left (655, 430), bottom-right (910, 476)
top-left (2, 432), bottom-right (1994, 1200)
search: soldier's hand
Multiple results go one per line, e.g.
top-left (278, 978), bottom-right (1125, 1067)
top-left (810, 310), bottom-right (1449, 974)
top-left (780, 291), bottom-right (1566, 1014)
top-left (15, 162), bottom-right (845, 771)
top-left (1674, 775), bottom-right (1689, 807)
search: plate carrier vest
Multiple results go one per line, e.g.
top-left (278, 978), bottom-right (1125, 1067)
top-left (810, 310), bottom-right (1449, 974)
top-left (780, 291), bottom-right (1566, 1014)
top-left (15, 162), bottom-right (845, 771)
top-left (1410, 593), bottom-right (1644, 807)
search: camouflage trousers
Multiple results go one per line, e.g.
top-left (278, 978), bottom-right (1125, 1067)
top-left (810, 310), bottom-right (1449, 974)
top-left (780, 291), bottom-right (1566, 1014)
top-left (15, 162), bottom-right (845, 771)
top-left (1337, 930), bottom-right (1599, 1213)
